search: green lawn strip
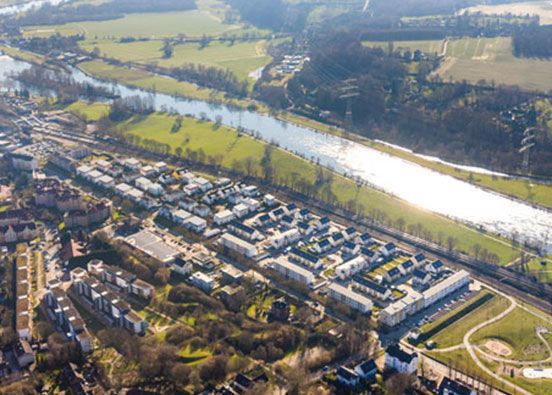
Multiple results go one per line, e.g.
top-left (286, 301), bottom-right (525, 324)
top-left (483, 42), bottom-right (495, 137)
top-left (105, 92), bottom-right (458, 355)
top-left (471, 305), bottom-right (552, 362)
top-left (427, 294), bottom-right (511, 348)
top-left (118, 112), bottom-right (519, 265)
top-left (65, 101), bottom-right (110, 122)
top-left (78, 59), bottom-right (264, 110)
top-left (0, 44), bottom-right (46, 65)
top-left (418, 290), bottom-right (495, 343)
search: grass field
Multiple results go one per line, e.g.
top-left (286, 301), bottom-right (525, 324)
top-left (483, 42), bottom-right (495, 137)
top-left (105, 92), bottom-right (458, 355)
top-left (65, 101), bottom-right (110, 121)
top-left (472, 306), bottom-right (552, 362)
top-left (363, 40), bottom-right (444, 55)
top-left (80, 39), bottom-right (275, 81)
top-left (427, 294), bottom-right (510, 348)
top-left (462, 1), bottom-right (552, 25)
top-left (0, 44), bottom-right (45, 65)
top-left (115, 111), bottom-right (520, 265)
top-left (78, 60), bottom-right (261, 109)
top-left (23, 9), bottom-right (242, 39)
top-left (526, 255), bottom-right (552, 284)
top-left (364, 37), bottom-right (552, 92)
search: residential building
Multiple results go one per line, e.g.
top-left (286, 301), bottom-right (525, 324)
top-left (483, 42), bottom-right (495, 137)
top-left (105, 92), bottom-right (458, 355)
top-left (336, 366), bottom-right (360, 387)
top-left (384, 345), bottom-right (418, 375)
top-left (272, 258), bottom-right (315, 286)
top-left (352, 276), bottom-right (391, 301)
top-left (219, 233), bottom-right (258, 258)
top-left (10, 152), bottom-right (38, 171)
top-left (328, 282), bottom-right (373, 314)
top-left (354, 359), bottom-right (377, 381)
top-left (422, 270), bottom-right (469, 308)
top-left (190, 272), bottom-right (215, 293)
top-left (336, 256), bottom-right (367, 280)
top-left (290, 247), bottom-right (322, 270)
top-left (269, 229), bottom-right (301, 249)
top-left (228, 220), bottom-right (259, 241)
top-left (383, 267), bottom-right (402, 283)
top-left (214, 209), bottom-right (234, 225)
top-left (44, 287), bottom-right (94, 353)
top-left (438, 377), bottom-right (476, 395)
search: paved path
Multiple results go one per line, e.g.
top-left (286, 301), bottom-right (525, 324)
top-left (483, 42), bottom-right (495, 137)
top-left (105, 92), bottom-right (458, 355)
top-left (462, 291), bottom-right (533, 395)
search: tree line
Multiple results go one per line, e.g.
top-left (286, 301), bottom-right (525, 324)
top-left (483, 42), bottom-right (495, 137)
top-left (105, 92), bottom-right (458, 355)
top-left (513, 25), bottom-right (552, 59)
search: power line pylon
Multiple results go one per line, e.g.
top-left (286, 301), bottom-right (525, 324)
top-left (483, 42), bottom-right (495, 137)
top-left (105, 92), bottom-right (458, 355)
top-left (339, 78), bottom-right (359, 132)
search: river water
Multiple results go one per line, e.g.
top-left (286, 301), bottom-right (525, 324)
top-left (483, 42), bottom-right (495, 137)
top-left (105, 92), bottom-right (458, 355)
top-left (0, 0), bottom-right (69, 15)
top-left (0, 56), bottom-right (550, 251)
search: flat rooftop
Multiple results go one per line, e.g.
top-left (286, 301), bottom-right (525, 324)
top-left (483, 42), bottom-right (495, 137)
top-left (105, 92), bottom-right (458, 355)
top-left (124, 230), bottom-right (179, 263)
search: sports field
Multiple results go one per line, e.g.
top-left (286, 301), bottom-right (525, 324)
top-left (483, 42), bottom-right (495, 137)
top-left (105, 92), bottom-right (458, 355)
top-left (365, 37), bottom-right (552, 92)
top-left (113, 110), bottom-right (519, 265)
top-left (462, 1), bottom-right (552, 25)
top-left (80, 39), bottom-right (275, 81)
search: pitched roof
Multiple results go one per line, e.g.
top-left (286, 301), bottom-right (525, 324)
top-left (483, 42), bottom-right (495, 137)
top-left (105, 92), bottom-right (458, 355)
top-left (353, 275), bottom-right (387, 294)
top-left (356, 359), bottom-right (377, 375)
top-left (337, 366), bottom-right (359, 381)
top-left (386, 344), bottom-right (416, 364)
top-left (438, 377), bottom-right (474, 395)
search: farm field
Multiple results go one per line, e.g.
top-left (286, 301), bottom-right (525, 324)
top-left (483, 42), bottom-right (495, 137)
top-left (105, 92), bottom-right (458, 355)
top-left (462, 1), bottom-right (552, 25)
top-left (23, 9), bottom-right (242, 39)
top-left (80, 39), bottom-right (276, 81)
top-left (111, 110), bottom-right (519, 265)
top-left (364, 37), bottom-right (552, 92)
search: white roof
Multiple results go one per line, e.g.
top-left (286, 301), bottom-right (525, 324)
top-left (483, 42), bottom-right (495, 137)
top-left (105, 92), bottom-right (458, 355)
top-left (98, 175), bottom-right (114, 184)
top-left (423, 270), bottom-right (469, 300)
top-left (87, 170), bottom-right (103, 179)
top-left (215, 209), bottom-right (234, 219)
top-left (173, 209), bottom-right (192, 220)
top-left (76, 164), bottom-right (92, 174)
top-left (116, 183), bottom-right (132, 193)
top-left (128, 188), bottom-right (144, 199)
top-left (96, 159), bottom-right (111, 168)
top-left (185, 216), bottom-right (207, 227)
top-left (191, 271), bottom-right (214, 283)
top-left (125, 158), bottom-right (140, 166)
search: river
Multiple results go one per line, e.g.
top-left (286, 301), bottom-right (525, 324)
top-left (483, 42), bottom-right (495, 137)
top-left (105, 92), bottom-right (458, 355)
top-left (0, 0), bottom-right (69, 15)
top-left (0, 55), bottom-right (550, 251)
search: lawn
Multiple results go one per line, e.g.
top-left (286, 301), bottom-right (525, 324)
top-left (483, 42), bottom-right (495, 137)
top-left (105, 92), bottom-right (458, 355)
top-left (427, 294), bottom-right (511, 348)
top-left (65, 101), bottom-right (110, 122)
top-left (471, 306), bottom-right (552, 362)
top-left (116, 111), bottom-right (520, 265)
top-left (23, 9), bottom-right (242, 39)
top-left (80, 39), bottom-right (275, 81)
top-left (78, 59), bottom-right (261, 109)
top-left (419, 290), bottom-right (495, 340)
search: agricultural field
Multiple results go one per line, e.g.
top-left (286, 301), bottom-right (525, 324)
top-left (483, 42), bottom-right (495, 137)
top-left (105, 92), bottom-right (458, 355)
top-left (462, 1), bottom-right (552, 25)
top-left (364, 37), bottom-right (552, 92)
top-left (112, 110), bottom-right (519, 265)
top-left (80, 39), bottom-right (276, 81)
top-left (23, 9), bottom-right (242, 39)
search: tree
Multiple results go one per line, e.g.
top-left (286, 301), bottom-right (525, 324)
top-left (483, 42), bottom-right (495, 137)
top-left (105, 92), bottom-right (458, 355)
top-left (170, 363), bottom-right (192, 387)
